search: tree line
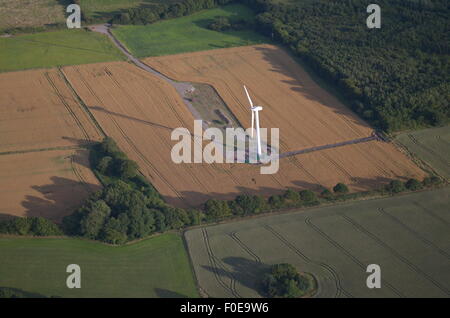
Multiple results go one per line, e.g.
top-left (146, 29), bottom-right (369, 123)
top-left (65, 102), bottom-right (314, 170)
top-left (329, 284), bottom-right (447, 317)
top-left (110, 0), bottom-right (237, 25)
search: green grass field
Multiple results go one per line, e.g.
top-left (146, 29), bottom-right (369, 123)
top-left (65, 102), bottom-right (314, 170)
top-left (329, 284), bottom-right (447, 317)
top-left (185, 187), bottom-right (450, 298)
top-left (396, 125), bottom-right (450, 180)
top-left (0, 233), bottom-right (198, 298)
top-left (0, 29), bottom-right (125, 72)
top-left (112, 4), bottom-right (268, 58)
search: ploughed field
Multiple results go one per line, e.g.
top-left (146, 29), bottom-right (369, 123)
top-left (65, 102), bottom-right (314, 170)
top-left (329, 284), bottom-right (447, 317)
top-left (60, 58), bottom-right (425, 207)
top-left (185, 187), bottom-right (450, 298)
top-left (0, 149), bottom-right (100, 222)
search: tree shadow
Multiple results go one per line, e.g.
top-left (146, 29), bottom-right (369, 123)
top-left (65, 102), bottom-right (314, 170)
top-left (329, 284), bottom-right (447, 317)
top-left (154, 288), bottom-right (188, 298)
top-left (163, 171), bottom-right (400, 209)
top-left (22, 176), bottom-right (101, 223)
top-left (202, 256), bottom-right (270, 297)
top-left (0, 286), bottom-right (48, 298)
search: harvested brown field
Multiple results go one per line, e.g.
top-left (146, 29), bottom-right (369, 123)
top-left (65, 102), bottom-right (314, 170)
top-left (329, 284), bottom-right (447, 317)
top-left (0, 68), bottom-right (102, 153)
top-left (0, 149), bottom-right (101, 222)
top-left (144, 44), bottom-right (374, 153)
top-left (62, 61), bottom-right (425, 207)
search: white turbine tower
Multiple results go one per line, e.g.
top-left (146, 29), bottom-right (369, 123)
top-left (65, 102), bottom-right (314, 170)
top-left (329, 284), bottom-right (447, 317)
top-left (244, 85), bottom-right (263, 158)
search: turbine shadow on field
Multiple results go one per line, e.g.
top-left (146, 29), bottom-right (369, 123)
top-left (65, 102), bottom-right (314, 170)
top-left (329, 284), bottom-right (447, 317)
top-left (253, 46), bottom-right (368, 128)
top-left (202, 256), bottom-right (269, 296)
top-left (89, 106), bottom-right (176, 131)
top-left (22, 176), bottom-right (101, 222)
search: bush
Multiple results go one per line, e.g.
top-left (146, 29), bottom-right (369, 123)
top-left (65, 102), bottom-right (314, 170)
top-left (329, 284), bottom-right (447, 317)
top-left (320, 188), bottom-right (333, 198)
top-left (115, 158), bottom-right (138, 179)
top-left (422, 176), bottom-right (442, 187)
top-left (405, 178), bottom-right (423, 191)
top-left (204, 199), bottom-right (232, 221)
top-left (0, 217), bottom-right (62, 236)
top-left (262, 263), bottom-right (313, 298)
top-left (208, 16), bottom-right (231, 31)
top-left (268, 195), bottom-right (285, 209)
top-left (333, 183), bottom-right (349, 194)
top-left (96, 156), bottom-right (113, 174)
top-left (299, 190), bottom-right (317, 203)
top-left (284, 189), bottom-right (300, 202)
top-left (386, 180), bottom-right (406, 193)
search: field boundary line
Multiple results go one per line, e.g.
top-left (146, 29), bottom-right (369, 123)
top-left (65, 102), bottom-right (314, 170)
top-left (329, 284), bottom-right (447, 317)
top-left (264, 224), bottom-right (350, 298)
top-left (58, 67), bottom-right (107, 138)
top-left (341, 214), bottom-right (450, 296)
top-left (304, 216), bottom-right (404, 297)
top-left (378, 208), bottom-right (450, 258)
top-left (0, 145), bottom-right (89, 157)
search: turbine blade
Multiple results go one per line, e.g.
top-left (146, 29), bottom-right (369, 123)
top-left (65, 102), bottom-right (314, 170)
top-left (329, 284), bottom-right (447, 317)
top-left (243, 85), bottom-right (254, 108)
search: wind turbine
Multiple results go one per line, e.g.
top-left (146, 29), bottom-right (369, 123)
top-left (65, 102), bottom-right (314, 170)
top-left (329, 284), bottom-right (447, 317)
top-left (243, 85), bottom-right (263, 158)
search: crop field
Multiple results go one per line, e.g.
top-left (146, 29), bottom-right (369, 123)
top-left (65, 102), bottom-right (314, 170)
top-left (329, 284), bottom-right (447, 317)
top-left (0, 148), bottom-right (100, 221)
top-left (146, 44), bottom-right (375, 152)
top-left (112, 4), bottom-right (267, 58)
top-left (0, 29), bottom-right (125, 73)
top-left (396, 125), bottom-right (450, 180)
top-left (61, 61), bottom-right (425, 207)
top-left (0, 0), bottom-right (67, 31)
top-left (185, 187), bottom-right (450, 298)
top-left (0, 233), bottom-right (198, 297)
top-left (0, 68), bottom-right (103, 153)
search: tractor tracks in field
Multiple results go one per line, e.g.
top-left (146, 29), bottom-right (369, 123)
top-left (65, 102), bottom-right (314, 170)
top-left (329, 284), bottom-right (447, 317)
top-left (377, 208), bottom-right (450, 258)
top-left (68, 65), bottom-right (189, 205)
top-left (304, 215), bottom-right (404, 297)
top-left (229, 231), bottom-right (261, 264)
top-left (413, 201), bottom-right (450, 228)
top-left (69, 154), bottom-right (93, 194)
top-left (340, 213), bottom-right (449, 296)
top-left (263, 224), bottom-right (352, 298)
top-left (201, 228), bottom-right (241, 298)
top-left (44, 71), bottom-right (91, 142)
